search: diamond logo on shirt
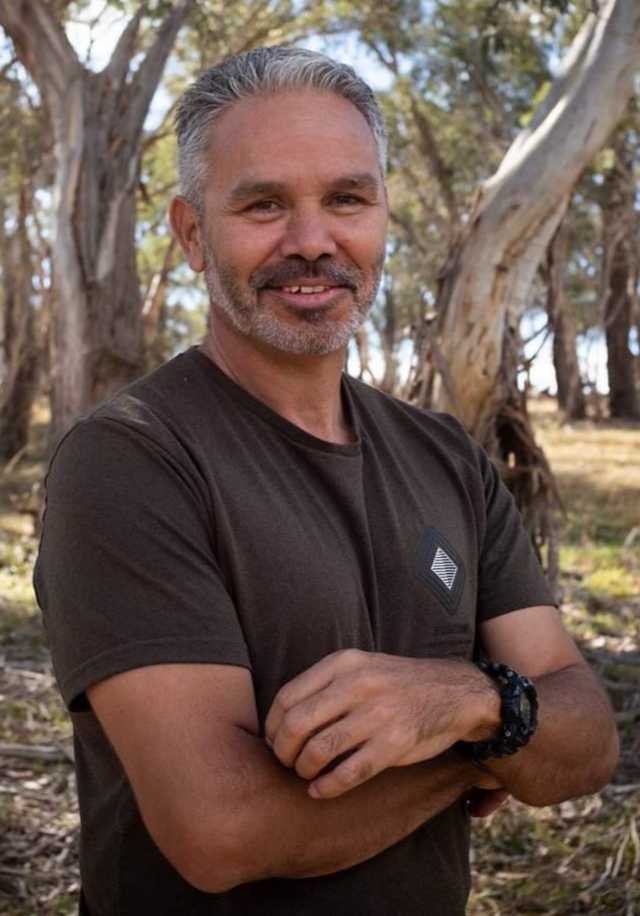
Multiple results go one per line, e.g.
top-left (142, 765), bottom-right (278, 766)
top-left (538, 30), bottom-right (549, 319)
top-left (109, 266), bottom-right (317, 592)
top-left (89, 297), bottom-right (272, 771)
top-left (430, 547), bottom-right (458, 590)
top-left (412, 526), bottom-right (465, 615)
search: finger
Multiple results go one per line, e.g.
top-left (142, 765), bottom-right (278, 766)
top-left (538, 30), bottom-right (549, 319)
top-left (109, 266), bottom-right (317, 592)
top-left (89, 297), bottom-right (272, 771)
top-left (308, 742), bottom-right (390, 799)
top-left (272, 684), bottom-right (353, 768)
top-left (265, 649), bottom-right (363, 743)
top-left (294, 714), bottom-right (367, 779)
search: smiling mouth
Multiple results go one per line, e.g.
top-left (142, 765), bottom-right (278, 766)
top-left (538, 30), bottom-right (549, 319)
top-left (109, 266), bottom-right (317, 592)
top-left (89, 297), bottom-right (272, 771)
top-left (262, 284), bottom-right (350, 308)
top-left (280, 285), bottom-right (333, 294)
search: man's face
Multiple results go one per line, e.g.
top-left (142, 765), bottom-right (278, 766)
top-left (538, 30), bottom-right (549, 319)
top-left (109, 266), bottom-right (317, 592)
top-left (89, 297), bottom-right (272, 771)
top-left (196, 89), bottom-right (388, 356)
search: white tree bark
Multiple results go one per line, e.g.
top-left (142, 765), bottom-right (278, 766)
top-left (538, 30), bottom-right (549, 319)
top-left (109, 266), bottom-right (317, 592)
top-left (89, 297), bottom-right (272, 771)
top-left (0, 0), bottom-right (193, 443)
top-left (426, 0), bottom-right (640, 442)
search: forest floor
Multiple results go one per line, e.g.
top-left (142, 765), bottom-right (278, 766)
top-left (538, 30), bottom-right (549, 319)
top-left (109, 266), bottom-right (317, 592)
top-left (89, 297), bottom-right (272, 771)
top-left (0, 401), bottom-right (639, 915)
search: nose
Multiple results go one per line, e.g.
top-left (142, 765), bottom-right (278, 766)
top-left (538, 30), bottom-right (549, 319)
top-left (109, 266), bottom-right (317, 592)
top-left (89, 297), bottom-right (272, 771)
top-left (278, 207), bottom-right (338, 261)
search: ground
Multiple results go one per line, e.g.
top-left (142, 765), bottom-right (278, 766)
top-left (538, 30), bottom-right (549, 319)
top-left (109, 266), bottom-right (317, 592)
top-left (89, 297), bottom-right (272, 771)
top-left (0, 401), bottom-right (639, 915)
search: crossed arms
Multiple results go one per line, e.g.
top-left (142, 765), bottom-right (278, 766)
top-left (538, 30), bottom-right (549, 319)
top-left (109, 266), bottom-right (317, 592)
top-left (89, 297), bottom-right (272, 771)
top-left (87, 604), bottom-right (619, 894)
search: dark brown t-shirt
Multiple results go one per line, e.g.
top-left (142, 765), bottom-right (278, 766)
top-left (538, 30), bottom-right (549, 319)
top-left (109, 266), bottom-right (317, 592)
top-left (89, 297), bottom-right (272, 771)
top-left (34, 347), bottom-right (554, 915)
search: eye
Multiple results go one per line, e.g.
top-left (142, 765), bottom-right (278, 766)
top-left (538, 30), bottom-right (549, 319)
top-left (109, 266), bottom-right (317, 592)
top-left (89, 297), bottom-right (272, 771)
top-left (245, 200), bottom-right (282, 216)
top-left (332, 194), bottom-right (365, 206)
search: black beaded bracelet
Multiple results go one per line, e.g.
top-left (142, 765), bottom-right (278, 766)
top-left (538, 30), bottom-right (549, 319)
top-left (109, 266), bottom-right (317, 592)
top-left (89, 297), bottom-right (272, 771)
top-left (457, 661), bottom-right (538, 761)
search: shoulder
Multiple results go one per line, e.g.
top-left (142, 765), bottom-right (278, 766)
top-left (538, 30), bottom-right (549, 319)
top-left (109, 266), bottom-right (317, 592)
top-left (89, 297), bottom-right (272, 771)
top-left (45, 349), bottom-right (225, 520)
top-left (344, 375), bottom-right (484, 472)
top-left (51, 348), bottom-right (223, 473)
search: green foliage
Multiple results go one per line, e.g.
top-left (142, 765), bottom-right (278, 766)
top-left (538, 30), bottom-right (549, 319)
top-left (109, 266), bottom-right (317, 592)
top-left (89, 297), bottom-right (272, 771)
top-left (4, 0), bottom-right (639, 396)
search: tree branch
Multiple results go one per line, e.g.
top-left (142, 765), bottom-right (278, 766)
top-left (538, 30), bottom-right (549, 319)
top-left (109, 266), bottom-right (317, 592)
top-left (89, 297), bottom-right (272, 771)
top-left (101, 5), bottom-right (146, 91)
top-left (0, 0), bottom-right (79, 111)
top-left (407, 95), bottom-right (458, 224)
top-left (487, 0), bottom-right (640, 214)
top-left (126, 0), bottom-right (194, 140)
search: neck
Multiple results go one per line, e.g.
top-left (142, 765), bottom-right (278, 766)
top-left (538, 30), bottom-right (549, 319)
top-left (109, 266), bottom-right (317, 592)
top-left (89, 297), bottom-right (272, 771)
top-left (201, 310), bottom-right (355, 445)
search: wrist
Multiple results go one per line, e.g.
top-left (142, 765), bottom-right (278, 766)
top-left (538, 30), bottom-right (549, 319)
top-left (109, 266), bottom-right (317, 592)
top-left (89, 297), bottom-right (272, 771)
top-left (457, 662), bottom-right (539, 762)
top-left (459, 664), bottom-right (501, 743)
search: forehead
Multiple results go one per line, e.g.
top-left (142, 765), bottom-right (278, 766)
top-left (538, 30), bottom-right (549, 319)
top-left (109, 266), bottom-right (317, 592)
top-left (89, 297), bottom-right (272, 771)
top-left (205, 90), bottom-right (382, 195)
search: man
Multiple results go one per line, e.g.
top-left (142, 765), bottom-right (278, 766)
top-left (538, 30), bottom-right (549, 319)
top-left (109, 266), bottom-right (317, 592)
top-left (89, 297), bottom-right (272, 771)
top-left (35, 47), bottom-right (619, 915)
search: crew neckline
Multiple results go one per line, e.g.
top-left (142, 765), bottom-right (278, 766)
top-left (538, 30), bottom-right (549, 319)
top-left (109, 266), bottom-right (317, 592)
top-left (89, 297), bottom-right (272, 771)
top-left (187, 346), bottom-right (363, 457)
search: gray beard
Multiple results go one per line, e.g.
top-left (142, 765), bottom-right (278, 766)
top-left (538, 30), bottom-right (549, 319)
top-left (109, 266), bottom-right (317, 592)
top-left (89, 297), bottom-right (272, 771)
top-left (202, 248), bottom-right (382, 356)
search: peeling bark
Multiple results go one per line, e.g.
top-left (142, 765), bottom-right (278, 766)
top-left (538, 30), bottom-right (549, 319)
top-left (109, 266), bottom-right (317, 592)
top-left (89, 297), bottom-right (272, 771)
top-left (409, 0), bottom-right (640, 438)
top-left (405, 0), bottom-right (640, 552)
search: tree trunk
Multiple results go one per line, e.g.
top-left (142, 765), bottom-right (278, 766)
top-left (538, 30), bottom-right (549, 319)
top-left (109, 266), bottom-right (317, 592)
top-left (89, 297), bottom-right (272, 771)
top-left (354, 327), bottom-right (373, 383)
top-left (0, 339), bottom-right (38, 461)
top-left (0, 182), bottom-right (38, 461)
top-left (142, 236), bottom-right (179, 359)
top-left (601, 143), bottom-right (640, 419)
top-left (544, 225), bottom-right (586, 420)
top-left (407, 0), bottom-right (640, 544)
top-left (0, 0), bottom-right (193, 445)
top-left (377, 284), bottom-right (399, 395)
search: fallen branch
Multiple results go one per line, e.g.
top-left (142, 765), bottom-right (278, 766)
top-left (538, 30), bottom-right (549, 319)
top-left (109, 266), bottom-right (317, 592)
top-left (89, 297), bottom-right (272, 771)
top-left (0, 742), bottom-right (74, 763)
top-left (583, 648), bottom-right (640, 667)
top-left (606, 783), bottom-right (640, 795)
top-left (614, 709), bottom-right (640, 725)
top-left (4, 666), bottom-right (53, 683)
top-left (601, 678), bottom-right (640, 692)
top-left (2, 444), bottom-right (28, 475)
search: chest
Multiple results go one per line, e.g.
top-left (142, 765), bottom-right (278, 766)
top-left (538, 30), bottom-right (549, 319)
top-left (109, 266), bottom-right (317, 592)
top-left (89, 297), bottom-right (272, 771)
top-left (205, 430), bottom-right (481, 721)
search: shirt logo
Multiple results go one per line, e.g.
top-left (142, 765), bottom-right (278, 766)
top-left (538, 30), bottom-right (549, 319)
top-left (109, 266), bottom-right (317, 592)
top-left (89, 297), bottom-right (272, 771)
top-left (413, 526), bottom-right (465, 615)
top-left (431, 547), bottom-right (458, 590)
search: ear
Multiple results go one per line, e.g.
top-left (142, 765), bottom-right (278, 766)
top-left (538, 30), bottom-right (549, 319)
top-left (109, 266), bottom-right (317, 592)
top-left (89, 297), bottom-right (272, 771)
top-left (169, 196), bottom-right (205, 272)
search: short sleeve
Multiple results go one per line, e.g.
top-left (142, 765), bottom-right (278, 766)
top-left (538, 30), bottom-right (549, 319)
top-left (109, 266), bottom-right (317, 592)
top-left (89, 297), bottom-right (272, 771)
top-left (474, 444), bottom-right (556, 622)
top-left (34, 415), bottom-right (251, 712)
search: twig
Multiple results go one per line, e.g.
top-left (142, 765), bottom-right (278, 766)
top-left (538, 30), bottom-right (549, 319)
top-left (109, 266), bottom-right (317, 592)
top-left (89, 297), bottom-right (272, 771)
top-left (615, 710), bottom-right (640, 725)
top-left (630, 817), bottom-right (640, 878)
top-left (612, 829), bottom-right (630, 877)
top-left (0, 742), bottom-right (73, 763)
top-left (4, 666), bottom-right (53, 683)
top-left (607, 783), bottom-right (640, 795)
top-left (583, 648), bottom-right (640, 667)
top-left (602, 679), bottom-right (640, 692)
top-left (2, 444), bottom-right (28, 475)
top-left (0, 865), bottom-right (60, 882)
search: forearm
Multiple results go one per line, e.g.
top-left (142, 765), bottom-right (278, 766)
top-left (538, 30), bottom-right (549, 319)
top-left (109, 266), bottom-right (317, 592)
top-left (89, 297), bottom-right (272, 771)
top-left (481, 663), bottom-right (619, 806)
top-left (192, 729), bottom-right (485, 892)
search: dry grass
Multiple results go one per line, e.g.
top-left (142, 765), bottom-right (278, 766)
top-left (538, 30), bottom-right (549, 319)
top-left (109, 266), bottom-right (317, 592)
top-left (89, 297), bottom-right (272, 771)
top-left (0, 401), bottom-right (638, 915)
top-left (468, 401), bottom-right (640, 916)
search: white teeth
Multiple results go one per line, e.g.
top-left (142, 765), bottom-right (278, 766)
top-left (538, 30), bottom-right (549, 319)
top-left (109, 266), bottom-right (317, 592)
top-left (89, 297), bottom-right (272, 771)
top-left (281, 285), bottom-right (329, 293)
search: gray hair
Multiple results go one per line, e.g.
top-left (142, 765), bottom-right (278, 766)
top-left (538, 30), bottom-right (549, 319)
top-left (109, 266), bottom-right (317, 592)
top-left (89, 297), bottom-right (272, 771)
top-left (175, 46), bottom-right (388, 212)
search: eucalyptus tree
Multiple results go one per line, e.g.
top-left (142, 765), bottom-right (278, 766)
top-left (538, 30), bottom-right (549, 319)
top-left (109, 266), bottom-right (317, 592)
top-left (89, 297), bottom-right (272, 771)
top-left (418, 0), bottom-right (640, 553)
top-left (0, 58), bottom-right (49, 460)
top-left (401, 0), bottom-right (640, 433)
top-left (0, 0), bottom-right (195, 444)
top-left (338, 0), bottom-right (640, 564)
top-left (0, 0), bottom-right (337, 444)
top-left (600, 125), bottom-right (640, 419)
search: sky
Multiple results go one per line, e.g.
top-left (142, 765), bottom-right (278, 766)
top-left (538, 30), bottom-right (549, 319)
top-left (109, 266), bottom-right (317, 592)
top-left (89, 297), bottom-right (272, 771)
top-left (62, 6), bottom-right (616, 395)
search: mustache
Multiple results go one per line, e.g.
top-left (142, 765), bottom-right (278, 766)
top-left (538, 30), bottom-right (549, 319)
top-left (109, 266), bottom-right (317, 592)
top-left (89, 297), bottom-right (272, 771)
top-left (249, 259), bottom-right (361, 291)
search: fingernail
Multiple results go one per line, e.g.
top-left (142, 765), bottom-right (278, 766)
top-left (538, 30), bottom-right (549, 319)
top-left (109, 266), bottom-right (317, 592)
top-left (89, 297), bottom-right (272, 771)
top-left (265, 736), bottom-right (273, 749)
top-left (308, 784), bottom-right (320, 799)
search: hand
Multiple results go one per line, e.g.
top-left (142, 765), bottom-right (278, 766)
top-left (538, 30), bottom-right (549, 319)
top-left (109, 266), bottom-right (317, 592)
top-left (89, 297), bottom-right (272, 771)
top-left (264, 649), bottom-right (498, 799)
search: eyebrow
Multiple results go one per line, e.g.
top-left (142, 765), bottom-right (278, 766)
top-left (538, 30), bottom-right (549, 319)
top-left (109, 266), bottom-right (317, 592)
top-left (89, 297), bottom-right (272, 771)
top-left (227, 172), bottom-right (381, 202)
